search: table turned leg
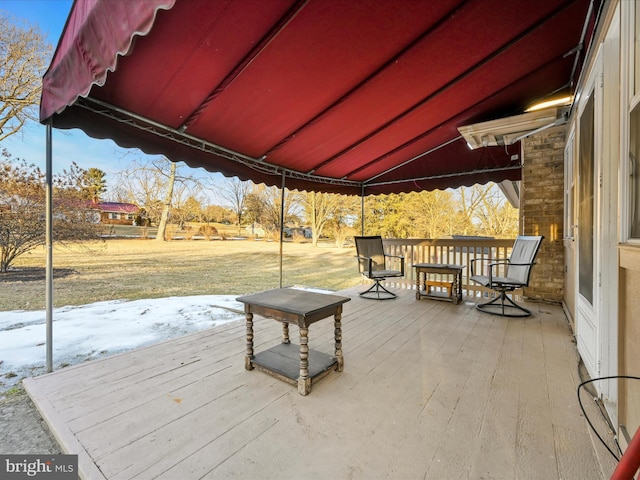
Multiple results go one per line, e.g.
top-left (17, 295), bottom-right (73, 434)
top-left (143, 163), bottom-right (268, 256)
top-left (282, 322), bottom-right (290, 344)
top-left (416, 270), bottom-right (421, 300)
top-left (334, 307), bottom-right (344, 372)
top-left (298, 327), bottom-right (311, 395)
top-left (245, 311), bottom-right (254, 370)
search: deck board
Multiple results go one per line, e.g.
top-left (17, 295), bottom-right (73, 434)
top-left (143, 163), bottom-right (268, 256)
top-left (24, 287), bottom-right (617, 479)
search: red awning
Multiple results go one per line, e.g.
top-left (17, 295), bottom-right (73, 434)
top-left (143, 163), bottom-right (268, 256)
top-left (40, 0), bottom-right (601, 195)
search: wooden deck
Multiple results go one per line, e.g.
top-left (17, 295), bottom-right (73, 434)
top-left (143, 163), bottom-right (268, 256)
top-left (24, 287), bottom-right (617, 479)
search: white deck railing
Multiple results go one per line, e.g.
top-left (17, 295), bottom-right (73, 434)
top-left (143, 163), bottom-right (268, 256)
top-left (378, 238), bottom-right (516, 297)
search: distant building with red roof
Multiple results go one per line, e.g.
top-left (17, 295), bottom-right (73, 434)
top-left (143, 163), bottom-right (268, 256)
top-left (93, 202), bottom-right (140, 225)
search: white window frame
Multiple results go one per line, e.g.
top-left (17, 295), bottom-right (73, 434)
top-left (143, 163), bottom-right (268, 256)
top-left (621, 0), bottom-right (640, 243)
top-left (564, 127), bottom-right (576, 240)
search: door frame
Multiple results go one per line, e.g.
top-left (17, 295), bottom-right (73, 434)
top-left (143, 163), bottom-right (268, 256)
top-left (597, 6), bottom-right (620, 421)
top-left (575, 47), bottom-right (603, 382)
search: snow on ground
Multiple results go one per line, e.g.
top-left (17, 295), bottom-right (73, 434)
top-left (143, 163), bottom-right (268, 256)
top-left (0, 295), bottom-right (247, 391)
top-left (0, 286), bottom-right (334, 392)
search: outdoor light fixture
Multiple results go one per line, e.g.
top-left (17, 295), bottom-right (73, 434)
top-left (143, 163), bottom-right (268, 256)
top-left (525, 95), bottom-right (573, 112)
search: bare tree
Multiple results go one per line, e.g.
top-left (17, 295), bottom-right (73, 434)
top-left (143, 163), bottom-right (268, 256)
top-left (155, 161), bottom-right (176, 241)
top-left (220, 177), bottom-right (252, 235)
top-left (0, 12), bottom-right (51, 141)
top-left (457, 183), bottom-right (519, 237)
top-left (458, 185), bottom-right (491, 235)
top-left (474, 185), bottom-right (519, 238)
top-left (113, 158), bottom-right (167, 224)
top-left (324, 194), bottom-right (359, 247)
top-left (244, 184), bottom-right (302, 239)
top-left (302, 191), bottom-right (343, 246)
top-left (409, 190), bottom-right (464, 238)
top-left (113, 156), bottom-right (204, 240)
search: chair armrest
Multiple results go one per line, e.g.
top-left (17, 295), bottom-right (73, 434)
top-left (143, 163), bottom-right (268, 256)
top-left (384, 254), bottom-right (405, 275)
top-left (470, 256), bottom-right (507, 276)
top-left (484, 260), bottom-right (536, 285)
top-left (355, 254), bottom-right (374, 277)
top-left (485, 261), bottom-right (510, 283)
top-left (471, 256), bottom-right (508, 264)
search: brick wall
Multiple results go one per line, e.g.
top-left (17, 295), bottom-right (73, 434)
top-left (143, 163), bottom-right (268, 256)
top-left (520, 127), bottom-right (565, 303)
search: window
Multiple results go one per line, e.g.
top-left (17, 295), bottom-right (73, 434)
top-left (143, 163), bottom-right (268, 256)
top-left (579, 94), bottom-right (595, 304)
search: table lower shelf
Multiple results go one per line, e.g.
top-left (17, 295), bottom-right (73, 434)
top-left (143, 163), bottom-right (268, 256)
top-left (251, 343), bottom-right (338, 385)
top-left (416, 289), bottom-right (462, 304)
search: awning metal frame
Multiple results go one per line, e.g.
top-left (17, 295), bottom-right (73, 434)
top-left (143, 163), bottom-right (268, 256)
top-left (74, 97), bottom-right (522, 193)
top-left (76, 97), bottom-right (362, 189)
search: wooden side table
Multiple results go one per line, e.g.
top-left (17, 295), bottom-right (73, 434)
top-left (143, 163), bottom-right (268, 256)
top-left (236, 288), bottom-right (350, 395)
top-left (413, 263), bottom-right (464, 304)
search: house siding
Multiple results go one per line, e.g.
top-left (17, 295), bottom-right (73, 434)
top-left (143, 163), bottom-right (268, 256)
top-left (520, 127), bottom-right (565, 303)
top-left (619, 246), bottom-right (640, 452)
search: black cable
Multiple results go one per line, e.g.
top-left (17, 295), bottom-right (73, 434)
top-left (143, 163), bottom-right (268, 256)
top-left (578, 361), bottom-right (623, 455)
top-left (577, 375), bottom-right (640, 462)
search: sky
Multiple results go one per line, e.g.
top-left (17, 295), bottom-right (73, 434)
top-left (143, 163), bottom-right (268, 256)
top-left (0, 0), bottom-right (226, 201)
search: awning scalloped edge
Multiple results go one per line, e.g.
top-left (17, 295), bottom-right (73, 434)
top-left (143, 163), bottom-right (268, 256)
top-left (40, 0), bottom-right (176, 122)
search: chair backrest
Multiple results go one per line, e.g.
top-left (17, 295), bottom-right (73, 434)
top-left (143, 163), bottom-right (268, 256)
top-left (506, 235), bottom-right (544, 285)
top-left (354, 236), bottom-right (386, 273)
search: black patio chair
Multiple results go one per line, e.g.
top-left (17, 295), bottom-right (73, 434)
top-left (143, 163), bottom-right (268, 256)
top-left (354, 236), bottom-right (404, 300)
top-left (470, 235), bottom-right (544, 317)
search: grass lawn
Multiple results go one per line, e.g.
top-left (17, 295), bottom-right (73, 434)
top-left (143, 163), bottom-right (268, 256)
top-left (2, 238), bottom-right (362, 312)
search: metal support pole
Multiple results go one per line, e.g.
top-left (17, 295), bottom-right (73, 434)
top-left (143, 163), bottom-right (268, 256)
top-left (45, 122), bottom-right (54, 372)
top-left (279, 171), bottom-right (286, 289)
top-left (361, 185), bottom-right (365, 235)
